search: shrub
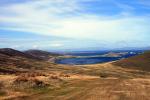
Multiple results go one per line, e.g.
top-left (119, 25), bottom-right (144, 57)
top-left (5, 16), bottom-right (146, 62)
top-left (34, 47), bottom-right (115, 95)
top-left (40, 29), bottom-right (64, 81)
top-left (99, 72), bottom-right (108, 78)
top-left (50, 75), bottom-right (59, 79)
top-left (33, 79), bottom-right (49, 87)
top-left (15, 76), bottom-right (28, 83)
top-left (14, 75), bottom-right (49, 88)
top-left (18, 72), bottom-right (47, 78)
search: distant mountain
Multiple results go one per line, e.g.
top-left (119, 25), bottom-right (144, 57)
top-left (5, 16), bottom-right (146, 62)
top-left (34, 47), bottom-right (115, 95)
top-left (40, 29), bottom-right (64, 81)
top-left (113, 51), bottom-right (150, 71)
top-left (0, 48), bottom-right (40, 60)
top-left (101, 52), bottom-right (128, 57)
top-left (24, 50), bottom-right (62, 60)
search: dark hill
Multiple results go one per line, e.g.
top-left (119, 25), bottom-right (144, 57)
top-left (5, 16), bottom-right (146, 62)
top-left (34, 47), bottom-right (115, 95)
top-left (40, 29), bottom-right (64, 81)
top-left (113, 51), bottom-right (150, 71)
top-left (0, 48), bottom-right (40, 73)
top-left (24, 50), bottom-right (61, 60)
top-left (0, 48), bottom-right (58, 74)
top-left (0, 48), bottom-right (40, 60)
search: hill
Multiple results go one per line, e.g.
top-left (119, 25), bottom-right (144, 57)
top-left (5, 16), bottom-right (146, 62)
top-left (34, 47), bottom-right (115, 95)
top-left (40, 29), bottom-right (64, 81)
top-left (0, 48), bottom-right (150, 100)
top-left (101, 52), bottom-right (128, 57)
top-left (24, 50), bottom-right (62, 60)
top-left (113, 51), bottom-right (150, 71)
top-left (0, 48), bottom-right (55, 74)
top-left (0, 48), bottom-right (40, 60)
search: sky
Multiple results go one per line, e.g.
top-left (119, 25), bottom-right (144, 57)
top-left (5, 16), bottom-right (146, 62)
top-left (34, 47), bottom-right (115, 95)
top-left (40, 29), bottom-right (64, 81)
top-left (0, 0), bottom-right (150, 51)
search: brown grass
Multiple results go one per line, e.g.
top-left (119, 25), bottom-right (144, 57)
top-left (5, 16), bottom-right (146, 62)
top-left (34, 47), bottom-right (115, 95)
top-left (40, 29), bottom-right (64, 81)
top-left (1, 49), bottom-right (150, 100)
top-left (113, 51), bottom-right (150, 71)
top-left (0, 82), bottom-right (7, 96)
top-left (14, 74), bottom-right (49, 88)
top-left (99, 72), bottom-right (109, 78)
top-left (18, 72), bottom-right (47, 77)
top-left (59, 73), bottom-right (70, 78)
top-left (50, 75), bottom-right (59, 80)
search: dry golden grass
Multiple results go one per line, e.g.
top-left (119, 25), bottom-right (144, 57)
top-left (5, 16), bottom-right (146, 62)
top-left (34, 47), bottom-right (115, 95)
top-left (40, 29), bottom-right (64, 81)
top-left (8, 78), bottom-right (149, 100)
top-left (14, 77), bottom-right (49, 88)
top-left (0, 82), bottom-right (7, 96)
top-left (17, 72), bottom-right (47, 77)
top-left (1, 48), bottom-right (150, 99)
top-left (113, 51), bottom-right (150, 71)
top-left (0, 62), bottom-right (150, 100)
top-left (59, 73), bottom-right (70, 78)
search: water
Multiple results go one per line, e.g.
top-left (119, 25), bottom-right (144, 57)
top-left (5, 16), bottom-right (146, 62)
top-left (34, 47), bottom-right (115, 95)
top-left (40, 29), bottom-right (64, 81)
top-left (55, 50), bottom-right (143, 65)
top-left (56, 57), bottom-right (121, 65)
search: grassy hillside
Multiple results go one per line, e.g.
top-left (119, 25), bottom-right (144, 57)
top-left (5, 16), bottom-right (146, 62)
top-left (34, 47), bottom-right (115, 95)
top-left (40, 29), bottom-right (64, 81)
top-left (0, 48), bottom-right (99, 76)
top-left (0, 48), bottom-right (150, 100)
top-left (24, 50), bottom-right (62, 60)
top-left (113, 51), bottom-right (150, 71)
top-left (0, 48), bottom-right (54, 74)
top-left (0, 48), bottom-right (40, 60)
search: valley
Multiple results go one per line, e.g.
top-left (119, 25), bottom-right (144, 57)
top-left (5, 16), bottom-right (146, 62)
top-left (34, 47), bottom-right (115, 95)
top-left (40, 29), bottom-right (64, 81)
top-left (0, 48), bottom-right (150, 100)
top-left (0, 0), bottom-right (150, 99)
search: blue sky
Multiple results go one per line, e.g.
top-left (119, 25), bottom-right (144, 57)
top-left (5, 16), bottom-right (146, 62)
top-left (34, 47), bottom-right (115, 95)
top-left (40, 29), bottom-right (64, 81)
top-left (0, 0), bottom-right (150, 51)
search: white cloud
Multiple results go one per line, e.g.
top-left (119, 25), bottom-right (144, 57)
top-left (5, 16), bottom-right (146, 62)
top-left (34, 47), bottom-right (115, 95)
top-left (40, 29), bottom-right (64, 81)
top-left (32, 45), bottom-right (39, 49)
top-left (49, 43), bottom-right (63, 47)
top-left (0, 0), bottom-right (150, 43)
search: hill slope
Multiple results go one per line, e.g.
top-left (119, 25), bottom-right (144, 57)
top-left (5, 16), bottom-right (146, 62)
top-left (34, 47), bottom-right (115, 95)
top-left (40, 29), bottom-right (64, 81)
top-left (0, 48), bottom-right (150, 100)
top-left (0, 48), bottom-right (54, 74)
top-left (24, 50), bottom-right (61, 60)
top-left (0, 48), bottom-right (40, 60)
top-left (113, 51), bottom-right (150, 71)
